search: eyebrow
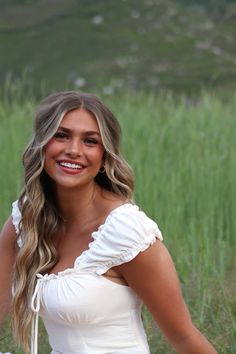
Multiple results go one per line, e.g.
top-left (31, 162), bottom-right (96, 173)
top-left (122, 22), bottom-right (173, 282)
top-left (58, 127), bottom-right (101, 136)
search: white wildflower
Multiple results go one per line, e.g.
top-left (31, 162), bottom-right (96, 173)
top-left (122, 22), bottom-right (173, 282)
top-left (74, 77), bottom-right (86, 87)
top-left (144, 0), bottom-right (154, 6)
top-left (202, 21), bottom-right (214, 30)
top-left (103, 86), bottom-right (114, 95)
top-left (131, 10), bottom-right (140, 19)
top-left (115, 57), bottom-right (128, 68)
top-left (167, 8), bottom-right (177, 17)
top-left (195, 41), bottom-right (211, 50)
top-left (212, 47), bottom-right (222, 56)
top-left (92, 15), bottom-right (103, 25)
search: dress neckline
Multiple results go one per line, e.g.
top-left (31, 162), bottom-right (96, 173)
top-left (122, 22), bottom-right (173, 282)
top-left (41, 202), bottom-right (136, 280)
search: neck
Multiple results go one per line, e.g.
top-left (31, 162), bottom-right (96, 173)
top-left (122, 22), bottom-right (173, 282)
top-left (55, 182), bottom-right (100, 222)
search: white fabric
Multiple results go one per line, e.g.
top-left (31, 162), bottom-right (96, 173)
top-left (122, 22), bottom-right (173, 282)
top-left (12, 202), bottom-right (163, 354)
top-left (12, 200), bottom-right (23, 247)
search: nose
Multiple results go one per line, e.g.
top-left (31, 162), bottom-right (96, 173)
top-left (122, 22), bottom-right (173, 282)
top-left (65, 138), bottom-right (82, 158)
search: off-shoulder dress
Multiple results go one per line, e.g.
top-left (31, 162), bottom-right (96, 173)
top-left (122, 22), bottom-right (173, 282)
top-left (12, 202), bottom-right (163, 354)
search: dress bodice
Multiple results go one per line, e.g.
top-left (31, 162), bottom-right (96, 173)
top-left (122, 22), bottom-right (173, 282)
top-left (12, 202), bottom-right (163, 354)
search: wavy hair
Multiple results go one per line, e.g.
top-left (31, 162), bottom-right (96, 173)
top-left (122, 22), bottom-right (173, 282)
top-left (11, 91), bottom-right (134, 351)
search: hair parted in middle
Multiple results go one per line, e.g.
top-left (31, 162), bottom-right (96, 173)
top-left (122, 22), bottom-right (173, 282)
top-left (26, 90), bottom-right (134, 200)
top-left (11, 91), bottom-right (134, 351)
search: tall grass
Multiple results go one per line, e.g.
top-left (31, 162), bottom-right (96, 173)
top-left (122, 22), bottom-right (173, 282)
top-left (0, 91), bottom-right (235, 353)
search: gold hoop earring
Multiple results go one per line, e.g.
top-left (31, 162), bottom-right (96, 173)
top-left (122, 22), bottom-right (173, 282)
top-left (99, 166), bottom-right (106, 173)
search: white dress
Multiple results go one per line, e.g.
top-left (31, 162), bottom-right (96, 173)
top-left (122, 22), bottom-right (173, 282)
top-left (12, 202), bottom-right (163, 354)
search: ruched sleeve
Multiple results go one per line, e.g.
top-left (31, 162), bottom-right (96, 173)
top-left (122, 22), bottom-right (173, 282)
top-left (11, 200), bottom-right (23, 247)
top-left (75, 203), bottom-right (163, 275)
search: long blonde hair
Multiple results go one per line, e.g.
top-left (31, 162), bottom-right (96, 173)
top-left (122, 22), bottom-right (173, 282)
top-left (11, 91), bottom-right (134, 351)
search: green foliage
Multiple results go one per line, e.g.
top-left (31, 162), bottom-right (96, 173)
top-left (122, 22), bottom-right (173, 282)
top-left (0, 90), bottom-right (235, 353)
top-left (176, 0), bottom-right (235, 11)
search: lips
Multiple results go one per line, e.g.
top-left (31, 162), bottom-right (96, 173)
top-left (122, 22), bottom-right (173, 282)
top-left (58, 161), bottom-right (83, 170)
top-left (56, 160), bottom-right (86, 174)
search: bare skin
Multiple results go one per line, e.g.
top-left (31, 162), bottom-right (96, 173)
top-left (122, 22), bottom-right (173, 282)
top-left (116, 242), bottom-right (218, 353)
top-left (48, 187), bottom-right (126, 276)
top-left (0, 217), bottom-right (17, 324)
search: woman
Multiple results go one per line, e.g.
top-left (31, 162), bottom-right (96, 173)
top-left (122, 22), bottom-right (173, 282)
top-left (0, 91), bottom-right (217, 353)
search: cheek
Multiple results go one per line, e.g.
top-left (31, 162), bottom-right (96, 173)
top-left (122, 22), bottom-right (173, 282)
top-left (44, 141), bottom-right (57, 170)
top-left (44, 140), bottom-right (61, 159)
top-left (94, 146), bottom-right (105, 163)
top-left (86, 145), bottom-right (104, 163)
top-left (45, 139), bottom-right (56, 153)
top-left (43, 154), bottom-right (51, 174)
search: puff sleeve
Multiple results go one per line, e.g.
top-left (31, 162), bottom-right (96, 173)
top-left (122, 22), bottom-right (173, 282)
top-left (76, 203), bottom-right (163, 275)
top-left (11, 200), bottom-right (23, 247)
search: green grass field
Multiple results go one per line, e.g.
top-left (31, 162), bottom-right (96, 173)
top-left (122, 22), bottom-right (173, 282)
top-left (0, 91), bottom-right (235, 353)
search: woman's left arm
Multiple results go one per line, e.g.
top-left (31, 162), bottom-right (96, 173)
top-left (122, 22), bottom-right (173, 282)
top-left (117, 240), bottom-right (218, 354)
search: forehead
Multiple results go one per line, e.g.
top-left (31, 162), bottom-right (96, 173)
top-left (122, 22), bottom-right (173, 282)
top-left (59, 108), bottom-right (100, 132)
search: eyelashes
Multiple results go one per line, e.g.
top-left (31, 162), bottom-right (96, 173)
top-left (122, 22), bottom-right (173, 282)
top-left (53, 131), bottom-right (68, 140)
top-left (84, 138), bottom-right (99, 145)
top-left (53, 131), bottom-right (100, 145)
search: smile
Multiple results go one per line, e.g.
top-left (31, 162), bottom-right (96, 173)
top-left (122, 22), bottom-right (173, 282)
top-left (58, 161), bottom-right (83, 170)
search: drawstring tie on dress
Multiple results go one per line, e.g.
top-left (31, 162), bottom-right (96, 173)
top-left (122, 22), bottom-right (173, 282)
top-left (30, 274), bottom-right (46, 354)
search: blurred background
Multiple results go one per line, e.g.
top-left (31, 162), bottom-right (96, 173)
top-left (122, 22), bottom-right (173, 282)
top-left (0, 0), bottom-right (236, 96)
top-left (0, 1), bottom-right (235, 353)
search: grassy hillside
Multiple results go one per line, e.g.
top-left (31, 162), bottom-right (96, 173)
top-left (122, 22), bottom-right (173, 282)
top-left (0, 0), bottom-right (236, 95)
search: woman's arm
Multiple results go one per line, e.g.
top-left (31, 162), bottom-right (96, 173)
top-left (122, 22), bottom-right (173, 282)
top-left (0, 217), bottom-right (17, 325)
top-left (117, 241), bottom-right (217, 354)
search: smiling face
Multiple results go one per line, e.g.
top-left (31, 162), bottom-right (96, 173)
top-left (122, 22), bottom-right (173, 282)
top-left (44, 108), bottom-right (104, 191)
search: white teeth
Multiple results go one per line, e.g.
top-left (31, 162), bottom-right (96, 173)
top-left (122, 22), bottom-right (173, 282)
top-left (59, 162), bottom-right (83, 170)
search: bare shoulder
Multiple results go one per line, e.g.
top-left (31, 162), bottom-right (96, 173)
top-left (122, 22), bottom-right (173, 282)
top-left (0, 215), bottom-right (18, 250)
top-left (117, 242), bottom-right (217, 352)
top-left (117, 240), bottom-right (178, 287)
top-left (116, 241), bottom-right (190, 333)
top-left (99, 188), bottom-right (128, 213)
top-left (0, 215), bottom-right (17, 281)
top-left (0, 216), bottom-right (17, 324)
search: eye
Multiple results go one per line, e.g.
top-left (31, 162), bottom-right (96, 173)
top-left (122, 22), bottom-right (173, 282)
top-left (53, 131), bottom-right (69, 140)
top-left (84, 137), bottom-right (99, 145)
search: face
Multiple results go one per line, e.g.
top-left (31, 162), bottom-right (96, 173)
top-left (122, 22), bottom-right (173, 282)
top-left (44, 108), bottom-right (104, 191)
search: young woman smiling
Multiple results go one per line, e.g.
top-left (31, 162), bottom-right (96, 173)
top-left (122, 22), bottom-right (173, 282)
top-left (0, 91), bottom-right (217, 354)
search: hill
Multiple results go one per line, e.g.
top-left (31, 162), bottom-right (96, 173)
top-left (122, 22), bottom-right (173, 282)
top-left (0, 0), bottom-right (236, 95)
